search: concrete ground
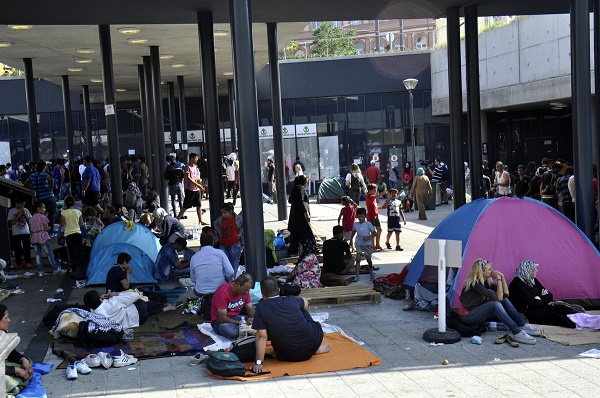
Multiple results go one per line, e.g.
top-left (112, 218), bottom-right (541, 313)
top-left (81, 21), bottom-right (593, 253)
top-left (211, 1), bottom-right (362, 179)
top-left (5, 195), bottom-right (600, 397)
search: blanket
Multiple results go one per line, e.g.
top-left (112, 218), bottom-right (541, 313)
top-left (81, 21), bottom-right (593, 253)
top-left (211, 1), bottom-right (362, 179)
top-left (53, 326), bottom-right (214, 368)
top-left (206, 332), bottom-right (380, 381)
top-left (534, 310), bottom-right (600, 346)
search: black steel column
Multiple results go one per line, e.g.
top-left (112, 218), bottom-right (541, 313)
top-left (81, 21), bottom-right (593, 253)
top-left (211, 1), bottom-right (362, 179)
top-left (138, 65), bottom-right (152, 167)
top-left (177, 76), bottom-right (188, 157)
top-left (446, 7), bottom-right (465, 209)
top-left (267, 23), bottom-right (287, 220)
top-left (167, 82), bottom-right (178, 152)
top-left (82, 85), bottom-right (93, 157)
top-left (61, 75), bottom-right (75, 163)
top-left (198, 11), bottom-right (224, 223)
top-left (227, 79), bottom-right (238, 151)
top-left (571, 0), bottom-right (594, 239)
top-left (464, 6), bottom-right (482, 201)
top-left (23, 58), bottom-right (40, 161)
top-left (149, 46), bottom-right (169, 208)
top-left (595, 0), bottom-right (600, 249)
top-left (143, 56), bottom-right (158, 188)
top-left (98, 25), bottom-right (123, 207)
top-left (230, 0), bottom-right (267, 280)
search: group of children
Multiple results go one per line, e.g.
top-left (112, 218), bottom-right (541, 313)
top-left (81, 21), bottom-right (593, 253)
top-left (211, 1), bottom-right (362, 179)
top-left (337, 184), bottom-right (407, 280)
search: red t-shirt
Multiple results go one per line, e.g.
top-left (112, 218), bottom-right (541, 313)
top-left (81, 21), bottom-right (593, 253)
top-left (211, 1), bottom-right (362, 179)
top-left (366, 194), bottom-right (378, 220)
top-left (210, 281), bottom-right (251, 324)
top-left (341, 205), bottom-right (356, 233)
top-left (219, 216), bottom-right (240, 247)
top-left (365, 165), bottom-right (380, 184)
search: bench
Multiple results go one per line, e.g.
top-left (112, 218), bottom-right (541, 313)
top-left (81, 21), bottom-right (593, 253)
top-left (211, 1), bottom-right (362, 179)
top-left (300, 285), bottom-right (381, 308)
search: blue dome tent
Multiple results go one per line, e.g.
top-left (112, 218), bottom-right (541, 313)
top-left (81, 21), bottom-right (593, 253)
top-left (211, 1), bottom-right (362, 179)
top-left (86, 222), bottom-right (161, 285)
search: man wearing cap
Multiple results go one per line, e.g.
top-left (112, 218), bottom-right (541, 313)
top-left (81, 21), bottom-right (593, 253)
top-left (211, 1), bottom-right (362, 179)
top-left (541, 162), bottom-right (562, 209)
top-left (365, 160), bottom-right (381, 184)
top-left (154, 237), bottom-right (190, 281)
top-left (82, 156), bottom-right (104, 213)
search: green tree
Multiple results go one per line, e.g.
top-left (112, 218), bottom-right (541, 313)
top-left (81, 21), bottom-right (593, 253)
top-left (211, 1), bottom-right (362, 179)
top-left (310, 21), bottom-right (358, 57)
top-left (283, 40), bottom-right (300, 59)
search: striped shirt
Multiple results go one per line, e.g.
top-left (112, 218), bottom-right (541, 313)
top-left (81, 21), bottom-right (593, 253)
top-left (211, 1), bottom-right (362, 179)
top-left (27, 172), bottom-right (53, 199)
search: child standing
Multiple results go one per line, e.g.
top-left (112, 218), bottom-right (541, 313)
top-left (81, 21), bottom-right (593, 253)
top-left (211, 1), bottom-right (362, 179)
top-left (30, 201), bottom-right (64, 277)
top-left (60, 196), bottom-right (86, 280)
top-left (379, 188), bottom-right (407, 251)
top-left (82, 207), bottom-right (105, 246)
top-left (350, 207), bottom-right (376, 281)
top-left (365, 183), bottom-right (387, 251)
top-left (337, 196), bottom-right (357, 250)
top-left (7, 197), bottom-right (32, 269)
top-left (213, 202), bottom-right (243, 275)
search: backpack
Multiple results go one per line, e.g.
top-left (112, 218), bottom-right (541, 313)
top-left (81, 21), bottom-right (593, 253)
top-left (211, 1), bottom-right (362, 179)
top-left (207, 352), bottom-right (246, 377)
top-left (441, 164), bottom-right (449, 181)
top-left (350, 174), bottom-right (359, 190)
top-left (446, 311), bottom-right (487, 337)
top-left (230, 336), bottom-right (256, 362)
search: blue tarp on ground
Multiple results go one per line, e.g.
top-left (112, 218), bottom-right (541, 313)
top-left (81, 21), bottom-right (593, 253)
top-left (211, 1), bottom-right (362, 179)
top-left (86, 222), bottom-right (160, 285)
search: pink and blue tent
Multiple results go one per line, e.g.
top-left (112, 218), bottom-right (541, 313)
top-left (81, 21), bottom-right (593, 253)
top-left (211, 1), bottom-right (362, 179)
top-left (403, 197), bottom-right (600, 308)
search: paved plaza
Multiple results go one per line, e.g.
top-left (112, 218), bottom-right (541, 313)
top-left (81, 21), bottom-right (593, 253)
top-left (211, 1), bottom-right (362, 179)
top-left (6, 197), bottom-right (600, 397)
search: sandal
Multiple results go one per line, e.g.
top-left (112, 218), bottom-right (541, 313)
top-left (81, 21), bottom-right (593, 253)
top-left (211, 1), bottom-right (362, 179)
top-left (506, 335), bottom-right (520, 347)
top-left (494, 334), bottom-right (508, 344)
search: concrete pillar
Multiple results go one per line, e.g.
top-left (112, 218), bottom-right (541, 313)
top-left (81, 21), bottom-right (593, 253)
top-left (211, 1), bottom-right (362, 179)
top-left (149, 46), bottom-right (169, 208)
top-left (23, 58), bottom-right (40, 161)
top-left (177, 76), bottom-right (188, 158)
top-left (82, 85), bottom-right (94, 157)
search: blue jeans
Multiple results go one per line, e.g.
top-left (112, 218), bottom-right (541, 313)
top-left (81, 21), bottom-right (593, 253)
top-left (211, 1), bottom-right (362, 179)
top-left (59, 182), bottom-right (71, 200)
top-left (169, 184), bottom-right (184, 217)
top-left (34, 241), bottom-right (59, 273)
top-left (213, 315), bottom-right (243, 340)
top-left (461, 298), bottom-right (525, 335)
top-left (220, 243), bottom-right (242, 275)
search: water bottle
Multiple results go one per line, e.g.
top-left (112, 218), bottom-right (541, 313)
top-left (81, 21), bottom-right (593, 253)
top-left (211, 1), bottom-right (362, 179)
top-left (192, 223), bottom-right (199, 240)
top-left (238, 316), bottom-right (247, 339)
top-left (488, 321), bottom-right (498, 332)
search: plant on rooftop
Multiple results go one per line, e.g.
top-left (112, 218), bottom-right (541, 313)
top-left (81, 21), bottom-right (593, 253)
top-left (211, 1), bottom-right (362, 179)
top-left (310, 21), bottom-right (358, 58)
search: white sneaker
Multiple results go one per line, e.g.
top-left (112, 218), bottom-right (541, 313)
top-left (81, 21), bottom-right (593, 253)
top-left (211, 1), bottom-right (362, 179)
top-left (83, 354), bottom-right (101, 368)
top-left (66, 364), bottom-right (78, 380)
top-left (513, 331), bottom-right (537, 345)
top-left (74, 360), bottom-right (92, 375)
top-left (0, 269), bottom-right (6, 283)
top-left (521, 323), bottom-right (541, 337)
top-left (98, 352), bottom-right (113, 369)
top-left (112, 349), bottom-right (138, 367)
top-left (53, 267), bottom-right (67, 275)
top-left (38, 272), bottom-right (44, 278)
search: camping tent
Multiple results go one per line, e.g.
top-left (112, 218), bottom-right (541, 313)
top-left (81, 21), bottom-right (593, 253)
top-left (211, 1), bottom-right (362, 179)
top-left (317, 178), bottom-right (346, 203)
top-left (403, 197), bottom-right (600, 308)
top-left (86, 222), bottom-right (161, 285)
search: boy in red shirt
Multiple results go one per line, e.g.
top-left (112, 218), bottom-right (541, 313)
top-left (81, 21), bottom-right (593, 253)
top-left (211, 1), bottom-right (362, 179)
top-left (365, 183), bottom-right (387, 251)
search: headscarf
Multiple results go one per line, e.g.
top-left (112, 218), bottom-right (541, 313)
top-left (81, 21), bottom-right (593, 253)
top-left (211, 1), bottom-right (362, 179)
top-left (264, 229), bottom-right (278, 262)
top-left (515, 260), bottom-right (539, 287)
top-left (297, 238), bottom-right (318, 263)
top-left (417, 167), bottom-right (425, 176)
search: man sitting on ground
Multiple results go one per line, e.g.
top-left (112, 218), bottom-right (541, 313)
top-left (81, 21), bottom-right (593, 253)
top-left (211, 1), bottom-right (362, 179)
top-left (250, 277), bottom-right (330, 373)
top-left (154, 237), bottom-right (190, 281)
top-left (106, 253), bottom-right (134, 293)
top-left (211, 273), bottom-right (254, 340)
top-left (191, 233), bottom-right (235, 296)
top-left (321, 225), bottom-right (355, 286)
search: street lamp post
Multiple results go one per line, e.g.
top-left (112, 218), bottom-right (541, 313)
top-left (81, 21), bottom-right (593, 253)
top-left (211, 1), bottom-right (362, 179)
top-left (403, 78), bottom-right (418, 177)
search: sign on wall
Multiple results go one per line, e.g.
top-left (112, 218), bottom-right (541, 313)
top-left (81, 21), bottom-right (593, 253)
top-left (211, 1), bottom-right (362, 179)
top-left (187, 130), bottom-right (204, 143)
top-left (296, 123), bottom-right (317, 137)
top-left (283, 125), bottom-right (296, 139)
top-left (258, 126), bottom-right (274, 140)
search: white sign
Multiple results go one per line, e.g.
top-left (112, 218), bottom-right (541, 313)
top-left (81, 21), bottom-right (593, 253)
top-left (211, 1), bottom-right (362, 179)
top-left (221, 128), bottom-right (231, 141)
top-left (181, 143), bottom-right (188, 150)
top-left (390, 154), bottom-right (398, 162)
top-left (128, 149), bottom-right (135, 155)
top-left (104, 104), bottom-right (115, 115)
top-left (187, 130), bottom-right (204, 143)
top-left (283, 125), bottom-right (296, 139)
top-left (258, 126), bottom-right (274, 140)
top-left (164, 132), bottom-right (171, 144)
top-left (386, 32), bottom-right (394, 43)
top-left (373, 154), bottom-right (379, 162)
top-left (174, 143), bottom-right (180, 149)
top-left (354, 158), bottom-right (362, 165)
top-left (296, 123), bottom-right (317, 137)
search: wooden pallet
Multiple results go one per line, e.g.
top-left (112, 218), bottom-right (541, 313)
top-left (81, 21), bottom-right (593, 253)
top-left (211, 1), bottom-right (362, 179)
top-left (300, 285), bottom-right (381, 308)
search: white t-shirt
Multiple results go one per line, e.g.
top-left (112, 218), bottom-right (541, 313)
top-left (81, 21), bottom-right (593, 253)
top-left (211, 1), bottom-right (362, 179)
top-left (345, 172), bottom-right (365, 189)
top-left (226, 165), bottom-right (236, 181)
top-left (495, 170), bottom-right (510, 196)
top-left (353, 220), bottom-right (375, 246)
top-left (7, 207), bottom-right (32, 235)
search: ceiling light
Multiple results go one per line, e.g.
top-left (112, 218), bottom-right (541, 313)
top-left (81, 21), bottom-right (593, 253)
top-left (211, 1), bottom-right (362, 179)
top-left (223, 72), bottom-right (234, 76)
top-left (550, 102), bottom-right (567, 108)
top-left (90, 78), bottom-right (103, 83)
top-left (118, 27), bottom-right (140, 34)
top-left (127, 38), bottom-right (148, 44)
top-left (68, 68), bottom-right (83, 72)
top-left (551, 107), bottom-right (564, 110)
top-left (76, 48), bottom-right (96, 54)
top-left (170, 63), bottom-right (185, 68)
top-left (213, 30), bottom-right (229, 37)
top-left (161, 81), bottom-right (165, 85)
top-left (8, 25), bottom-right (32, 30)
top-left (116, 88), bottom-right (127, 92)
top-left (496, 109), bottom-right (508, 113)
top-left (0, 42), bottom-right (13, 48)
top-left (75, 58), bottom-right (93, 64)
top-left (160, 54), bottom-right (175, 60)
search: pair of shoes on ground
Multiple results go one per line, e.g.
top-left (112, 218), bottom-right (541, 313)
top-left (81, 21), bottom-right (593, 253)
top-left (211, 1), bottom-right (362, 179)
top-left (520, 323), bottom-right (542, 337)
top-left (6, 282), bottom-right (24, 295)
top-left (384, 242), bottom-right (404, 251)
top-left (96, 350), bottom-right (138, 369)
top-left (53, 267), bottom-right (67, 276)
top-left (359, 265), bottom-right (380, 271)
top-left (188, 352), bottom-right (209, 366)
top-left (66, 360), bottom-right (92, 380)
top-left (494, 334), bottom-right (520, 347)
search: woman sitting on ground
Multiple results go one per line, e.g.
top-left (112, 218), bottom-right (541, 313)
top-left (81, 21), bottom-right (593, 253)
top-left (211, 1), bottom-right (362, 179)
top-left (508, 260), bottom-right (577, 328)
top-left (1, 304), bottom-right (33, 395)
top-left (459, 258), bottom-right (540, 345)
top-left (286, 239), bottom-right (321, 289)
top-left (151, 207), bottom-right (186, 246)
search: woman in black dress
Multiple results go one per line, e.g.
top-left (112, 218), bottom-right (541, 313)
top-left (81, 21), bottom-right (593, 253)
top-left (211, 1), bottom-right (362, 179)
top-left (287, 175), bottom-right (316, 256)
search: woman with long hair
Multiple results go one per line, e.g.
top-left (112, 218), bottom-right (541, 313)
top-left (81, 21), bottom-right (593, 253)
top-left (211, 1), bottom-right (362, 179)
top-left (459, 258), bottom-right (540, 345)
top-left (60, 196), bottom-right (86, 280)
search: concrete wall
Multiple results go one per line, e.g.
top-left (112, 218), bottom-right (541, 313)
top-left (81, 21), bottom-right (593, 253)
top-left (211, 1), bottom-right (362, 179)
top-left (431, 14), bottom-right (595, 116)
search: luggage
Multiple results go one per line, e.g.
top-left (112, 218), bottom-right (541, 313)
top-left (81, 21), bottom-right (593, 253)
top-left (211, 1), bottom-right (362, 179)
top-left (206, 352), bottom-right (245, 377)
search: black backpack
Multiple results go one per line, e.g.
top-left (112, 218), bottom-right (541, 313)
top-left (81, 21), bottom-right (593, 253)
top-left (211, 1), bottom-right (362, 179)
top-left (78, 321), bottom-right (124, 349)
top-left (350, 174), bottom-right (359, 190)
top-left (446, 311), bottom-right (487, 337)
top-left (230, 336), bottom-right (256, 362)
top-left (207, 352), bottom-right (246, 377)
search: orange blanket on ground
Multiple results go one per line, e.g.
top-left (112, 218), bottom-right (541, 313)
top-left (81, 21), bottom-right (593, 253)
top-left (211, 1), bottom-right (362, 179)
top-left (207, 332), bottom-right (381, 381)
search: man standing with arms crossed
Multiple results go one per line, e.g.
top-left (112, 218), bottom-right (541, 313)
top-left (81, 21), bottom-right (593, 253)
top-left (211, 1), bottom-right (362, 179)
top-left (177, 153), bottom-right (207, 225)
